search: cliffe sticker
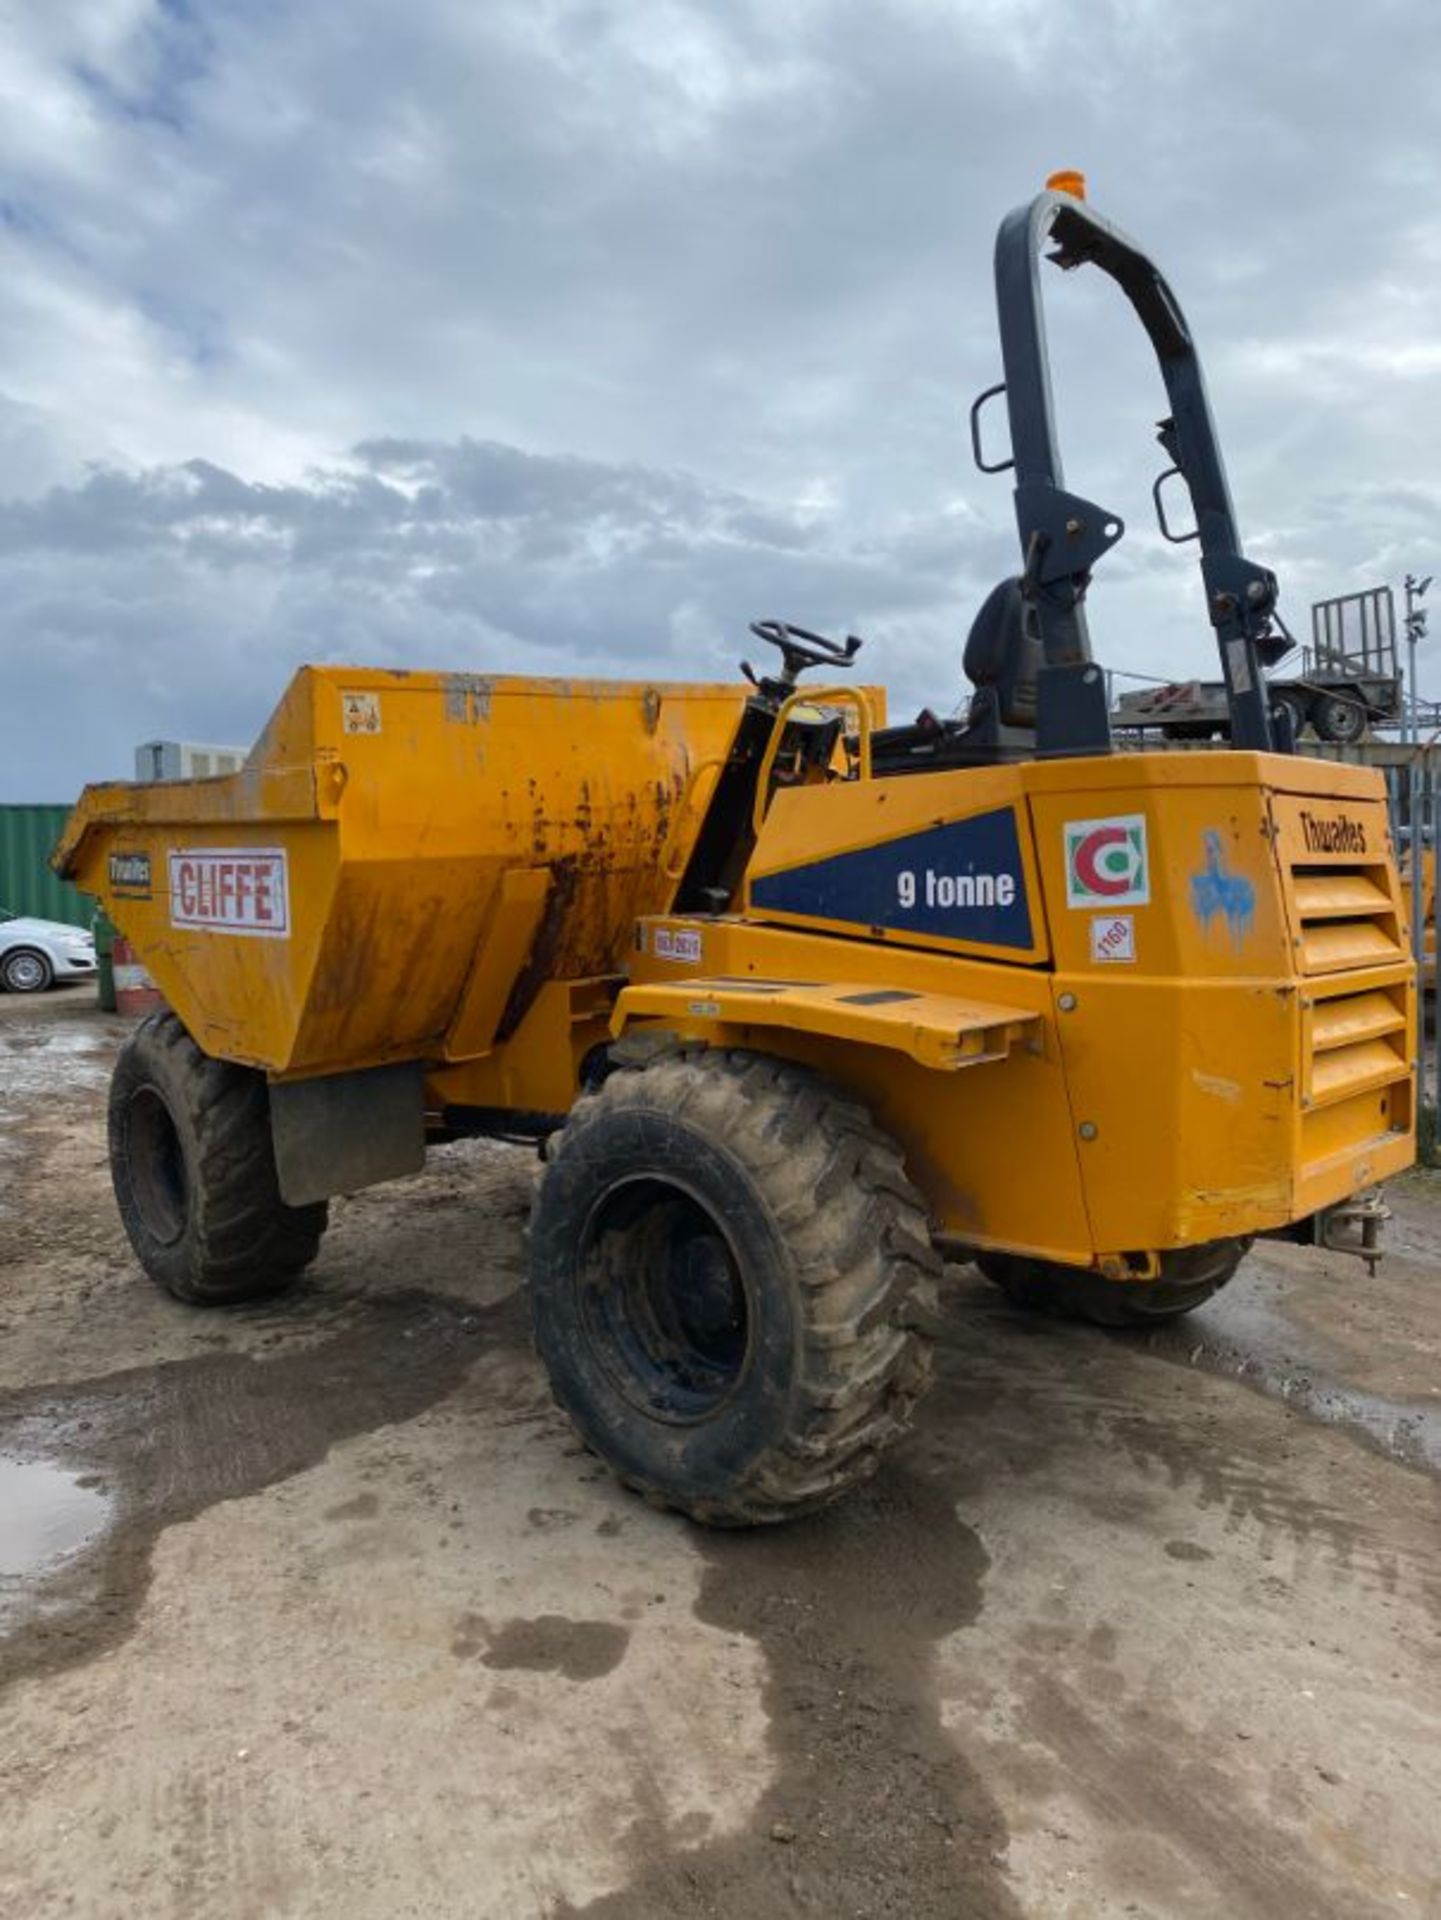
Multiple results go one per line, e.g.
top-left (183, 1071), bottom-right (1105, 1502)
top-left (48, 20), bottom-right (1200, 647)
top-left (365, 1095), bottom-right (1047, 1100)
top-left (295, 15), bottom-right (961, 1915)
top-left (1090, 913), bottom-right (1135, 963)
top-left (169, 848), bottom-right (290, 937)
top-left (1064, 814), bottom-right (1149, 908)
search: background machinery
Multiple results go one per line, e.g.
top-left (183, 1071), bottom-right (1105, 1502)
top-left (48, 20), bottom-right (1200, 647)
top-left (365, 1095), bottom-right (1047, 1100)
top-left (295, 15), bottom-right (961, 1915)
top-left (1112, 585), bottom-right (1403, 745)
top-left (58, 182), bottom-right (1416, 1525)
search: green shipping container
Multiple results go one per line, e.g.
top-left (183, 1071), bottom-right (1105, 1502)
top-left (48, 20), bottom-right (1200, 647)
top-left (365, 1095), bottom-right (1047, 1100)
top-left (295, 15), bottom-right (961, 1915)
top-left (0, 804), bottom-right (95, 930)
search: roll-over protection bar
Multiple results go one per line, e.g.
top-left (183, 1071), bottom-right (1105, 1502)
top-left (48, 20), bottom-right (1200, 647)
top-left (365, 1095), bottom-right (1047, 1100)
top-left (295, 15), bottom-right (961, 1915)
top-left (976, 189), bottom-right (1285, 754)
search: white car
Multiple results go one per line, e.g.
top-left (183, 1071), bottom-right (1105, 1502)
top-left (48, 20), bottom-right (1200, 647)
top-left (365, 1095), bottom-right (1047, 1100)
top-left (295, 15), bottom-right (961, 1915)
top-left (0, 909), bottom-right (98, 993)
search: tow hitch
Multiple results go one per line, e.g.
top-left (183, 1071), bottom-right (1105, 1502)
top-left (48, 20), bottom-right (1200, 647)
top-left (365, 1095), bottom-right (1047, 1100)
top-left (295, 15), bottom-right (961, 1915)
top-left (1316, 1192), bottom-right (1390, 1275)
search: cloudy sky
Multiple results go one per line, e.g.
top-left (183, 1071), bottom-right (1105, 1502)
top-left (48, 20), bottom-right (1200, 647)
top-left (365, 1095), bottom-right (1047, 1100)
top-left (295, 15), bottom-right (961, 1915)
top-left (1, 0), bottom-right (1437, 800)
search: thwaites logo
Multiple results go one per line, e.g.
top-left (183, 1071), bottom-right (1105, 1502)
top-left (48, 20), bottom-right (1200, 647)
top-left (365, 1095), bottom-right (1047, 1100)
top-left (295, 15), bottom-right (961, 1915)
top-left (168, 848), bottom-right (290, 937)
top-left (1064, 814), bottom-right (1150, 909)
top-left (1298, 809), bottom-right (1368, 856)
top-left (108, 851), bottom-right (152, 894)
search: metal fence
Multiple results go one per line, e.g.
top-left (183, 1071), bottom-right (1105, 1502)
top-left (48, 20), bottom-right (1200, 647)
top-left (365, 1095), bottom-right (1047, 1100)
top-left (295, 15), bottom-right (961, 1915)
top-left (1308, 584), bottom-right (1398, 680)
top-left (1383, 754), bottom-right (1439, 1126)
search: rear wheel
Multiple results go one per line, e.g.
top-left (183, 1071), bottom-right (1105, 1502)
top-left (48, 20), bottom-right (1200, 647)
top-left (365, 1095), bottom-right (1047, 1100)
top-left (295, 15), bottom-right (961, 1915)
top-left (2, 948), bottom-right (53, 993)
top-left (528, 1050), bottom-right (939, 1525)
top-left (109, 1011), bottom-right (328, 1304)
top-left (976, 1240), bottom-right (1247, 1327)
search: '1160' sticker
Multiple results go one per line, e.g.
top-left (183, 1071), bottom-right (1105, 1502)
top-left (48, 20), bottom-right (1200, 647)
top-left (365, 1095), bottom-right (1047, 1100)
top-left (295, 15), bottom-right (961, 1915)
top-left (169, 848), bottom-right (290, 937)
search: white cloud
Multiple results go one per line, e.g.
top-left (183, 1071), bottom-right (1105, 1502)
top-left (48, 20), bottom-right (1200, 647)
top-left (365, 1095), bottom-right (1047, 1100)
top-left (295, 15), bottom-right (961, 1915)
top-left (0, 436), bottom-right (1004, 793)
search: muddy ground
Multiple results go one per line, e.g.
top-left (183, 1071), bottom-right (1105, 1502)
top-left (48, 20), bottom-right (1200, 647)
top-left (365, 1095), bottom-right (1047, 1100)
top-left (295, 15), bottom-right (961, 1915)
top-left (0, 986), bottom-right (1438, 1919)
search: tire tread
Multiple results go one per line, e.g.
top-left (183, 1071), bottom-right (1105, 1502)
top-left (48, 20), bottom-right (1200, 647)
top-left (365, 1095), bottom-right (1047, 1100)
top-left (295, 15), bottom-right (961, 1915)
top-left (534, 1048), bottom-right (938, 1525)
top-left (110, 1011), bottom-right (328, 1305)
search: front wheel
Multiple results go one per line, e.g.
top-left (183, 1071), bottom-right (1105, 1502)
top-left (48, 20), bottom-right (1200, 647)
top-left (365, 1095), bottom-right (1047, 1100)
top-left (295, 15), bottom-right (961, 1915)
top-left (2, 948), bottom-right (53, 993)
top-left (976, 1240), bottom-right (1248, 1327)
top-left (527, 1050), bottom-right (940, 1526)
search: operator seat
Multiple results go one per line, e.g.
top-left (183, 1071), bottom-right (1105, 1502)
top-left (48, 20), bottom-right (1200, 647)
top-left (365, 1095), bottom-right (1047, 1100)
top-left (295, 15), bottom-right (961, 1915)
top-left (870, 576), bottom-right (1043, 773)
top-left (962, 576), bottom-right (1041, 733)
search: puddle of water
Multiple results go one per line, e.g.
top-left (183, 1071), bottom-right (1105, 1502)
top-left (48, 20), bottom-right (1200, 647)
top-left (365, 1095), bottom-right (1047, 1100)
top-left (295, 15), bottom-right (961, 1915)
top-left (0, 1457), bottom-right (111, 1584)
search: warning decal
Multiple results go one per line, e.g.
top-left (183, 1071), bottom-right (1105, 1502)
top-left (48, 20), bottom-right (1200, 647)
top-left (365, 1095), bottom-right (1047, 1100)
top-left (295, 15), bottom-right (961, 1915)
top-left (341, 691), bottom-right (382, 735)
top-left (169, 848), bottom-right (290, 937)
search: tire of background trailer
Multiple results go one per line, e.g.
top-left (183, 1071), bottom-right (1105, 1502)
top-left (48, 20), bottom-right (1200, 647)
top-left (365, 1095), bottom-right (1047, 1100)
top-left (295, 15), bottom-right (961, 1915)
top-left (1310, 694), bottom-right (1368, 745)
top-left (527, 1049), bottom-right (941, 1526)
top-left (1272, 690), bottom-right (1310, 742)
top-left (975, 1239), bottom-right (1248, 1327)
top-left (108, 1009), bottom-right (328, 1305)
top-left (1, 947), bottom-right (53, 993)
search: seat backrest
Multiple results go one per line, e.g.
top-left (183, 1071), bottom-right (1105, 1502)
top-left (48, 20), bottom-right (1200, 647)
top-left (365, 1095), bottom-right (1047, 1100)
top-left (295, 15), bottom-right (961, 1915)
top-left (963, 578), bottom-right (1041, 727)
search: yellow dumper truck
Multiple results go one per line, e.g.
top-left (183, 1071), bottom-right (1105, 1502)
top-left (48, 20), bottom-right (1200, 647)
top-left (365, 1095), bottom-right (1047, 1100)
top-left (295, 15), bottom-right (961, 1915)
top-left (57, 182), bottom-right (1415, 1524)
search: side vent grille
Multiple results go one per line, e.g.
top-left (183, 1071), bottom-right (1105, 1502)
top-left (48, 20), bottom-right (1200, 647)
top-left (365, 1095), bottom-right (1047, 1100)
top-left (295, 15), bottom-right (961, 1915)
top-left (1290, 864), bottom-right (1405, 975)
top-left (1276, 794), bottom-right (1415, 1175)
top-left (1305, 983), bottom-right (1409, 1109)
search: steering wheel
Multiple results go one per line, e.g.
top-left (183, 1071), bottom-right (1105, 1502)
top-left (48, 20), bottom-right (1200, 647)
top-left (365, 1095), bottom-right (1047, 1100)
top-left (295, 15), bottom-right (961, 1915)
top-left (748, 620), bottom-right (863, 685)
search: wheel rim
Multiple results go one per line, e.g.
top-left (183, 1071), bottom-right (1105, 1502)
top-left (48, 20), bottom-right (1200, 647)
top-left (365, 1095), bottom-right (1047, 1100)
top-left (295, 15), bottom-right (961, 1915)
top-left (577, 1175), bottom-right (752, 1424)
top-left (5, 952), bottom-right (46, 991)
top-left (1320, 701), bottom-right (1364, 743)
top-left (126, 1086), bottom-right (190, 1246)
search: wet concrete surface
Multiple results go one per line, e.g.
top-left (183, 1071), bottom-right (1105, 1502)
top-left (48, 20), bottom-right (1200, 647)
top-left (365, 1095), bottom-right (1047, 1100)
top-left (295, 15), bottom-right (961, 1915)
top-left (0, 1287), bottom-right (510, 1691)
top-left (1, 985), bottom-right (1439, 1916)
top-left (556, 1471), bottom-right (1021, 1920)
top-left (1136, 1242), bottom-right (1441, 1475)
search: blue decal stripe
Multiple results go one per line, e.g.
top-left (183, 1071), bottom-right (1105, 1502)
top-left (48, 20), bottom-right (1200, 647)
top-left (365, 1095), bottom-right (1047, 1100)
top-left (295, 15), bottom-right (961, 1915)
top-left (751, 807), bottom-right (1033, 949)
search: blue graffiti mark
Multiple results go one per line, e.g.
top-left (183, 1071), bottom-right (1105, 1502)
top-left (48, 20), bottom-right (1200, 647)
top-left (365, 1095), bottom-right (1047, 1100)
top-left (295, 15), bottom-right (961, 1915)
top-left (1190, 830), bottom-right (1255, 947)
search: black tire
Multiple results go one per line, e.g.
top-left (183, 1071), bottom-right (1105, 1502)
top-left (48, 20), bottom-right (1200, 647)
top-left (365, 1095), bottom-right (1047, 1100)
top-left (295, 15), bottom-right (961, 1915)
top-left (109, 1010), bottom-right (328, 1304)
top-left (1272, 692), bottom-right (1309, 743)
top-left (2, 947), bottom-right (53, 993)
top-left (976, 1239), bottom-right (1247, 1327)
top-left (527, 1050), bottom-right (939, 1526)
top-left (1311, 694), bottom-right (1368, 745)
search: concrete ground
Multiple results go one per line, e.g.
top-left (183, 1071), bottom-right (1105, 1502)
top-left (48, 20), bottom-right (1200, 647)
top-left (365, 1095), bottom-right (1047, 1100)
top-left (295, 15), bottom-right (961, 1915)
top-left (1, 984), bottom-right (1438, 1919)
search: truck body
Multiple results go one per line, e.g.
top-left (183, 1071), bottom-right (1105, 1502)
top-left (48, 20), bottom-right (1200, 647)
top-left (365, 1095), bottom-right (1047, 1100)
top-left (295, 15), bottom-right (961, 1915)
top-left (59, 674), bottom-right (1414, 1269)
top-left (55, 180), bottom-right (1417, 1525)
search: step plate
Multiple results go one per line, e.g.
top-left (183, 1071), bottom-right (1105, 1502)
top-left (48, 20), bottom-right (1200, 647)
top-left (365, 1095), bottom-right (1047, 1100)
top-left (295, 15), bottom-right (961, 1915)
top-left (614, 976), bottom-right (1040, 1071)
